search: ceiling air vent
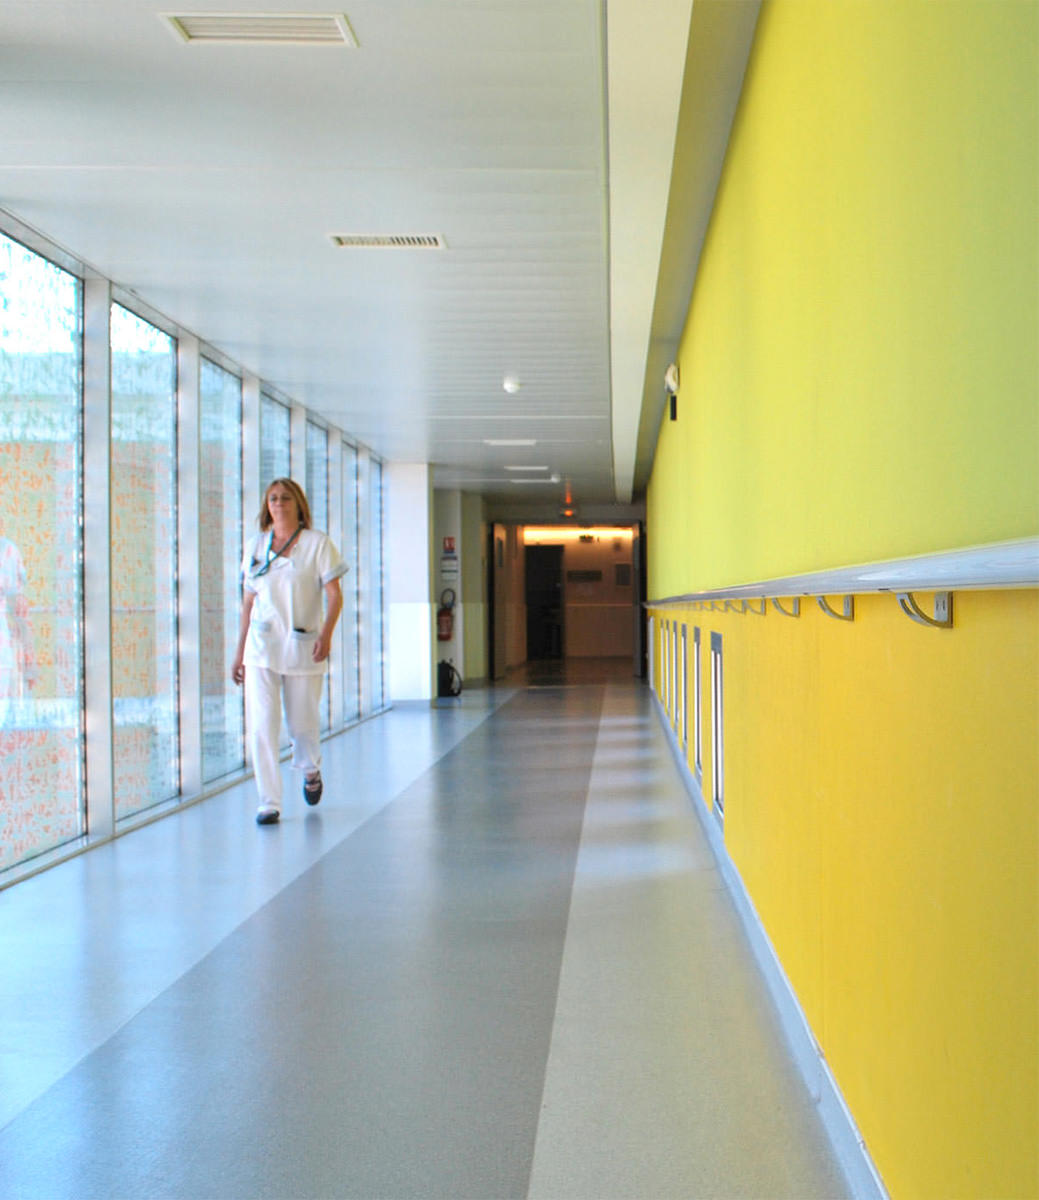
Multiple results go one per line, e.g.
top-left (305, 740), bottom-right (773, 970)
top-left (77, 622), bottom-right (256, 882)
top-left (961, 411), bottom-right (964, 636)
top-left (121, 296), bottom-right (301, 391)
top-left (163, 13), bottom-right (358, 46)
top-left (329, 234), bottom-right (446, 249)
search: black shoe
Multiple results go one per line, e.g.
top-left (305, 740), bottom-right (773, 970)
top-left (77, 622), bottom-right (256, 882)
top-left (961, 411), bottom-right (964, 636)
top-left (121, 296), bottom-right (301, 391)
top-left (256, 806), bottom-right (281, 825)
top-left (303, 774), bottom-right (323, 806)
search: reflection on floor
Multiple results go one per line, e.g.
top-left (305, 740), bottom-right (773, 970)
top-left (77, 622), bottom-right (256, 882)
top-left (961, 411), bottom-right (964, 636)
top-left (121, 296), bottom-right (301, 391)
top-left (512, 654), bottom-right (637, 687)
top-left (0, 661), bottom-right (853, 1200)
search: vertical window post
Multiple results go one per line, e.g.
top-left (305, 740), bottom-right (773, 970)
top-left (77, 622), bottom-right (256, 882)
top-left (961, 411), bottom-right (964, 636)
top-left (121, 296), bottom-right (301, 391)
top-left (200, 358), bottom-right (244, 781)
top-left (109, 303), bottom-right (180, 822)
top-left (693, 626), bottom-right (703, 783)
top-left (82, 279), bottom-right (114, 842)
top-left (340, 441), bottom-right (361, 723)
top-left (680, 623), bottom-right (688, 753)
top-left (177, 334), bottom-right (202, 800)
top-left (647, 616), bottom-right (655, 692)
top-left (710, 631), bottom-right (724, 822)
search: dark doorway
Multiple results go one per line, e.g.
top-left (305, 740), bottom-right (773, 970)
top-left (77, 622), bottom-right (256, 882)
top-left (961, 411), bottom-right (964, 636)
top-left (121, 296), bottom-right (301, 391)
top-left (633, 520), bottom-right (647, 678)
top-left (525, 544), bottom-right (564, 659)
top-left (487, 523), bottom-right (507, 680)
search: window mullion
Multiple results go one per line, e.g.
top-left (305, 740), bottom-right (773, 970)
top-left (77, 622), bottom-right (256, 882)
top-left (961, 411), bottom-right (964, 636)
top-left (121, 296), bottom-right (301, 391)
top-left (242, 375), bottom-right (261, 540)
top-left (290, 403), bottom-right (306, 484)
top-left (82, 277), bottom-right (115, 842)
top-left (177, 334), bottom-right (202, 800)
top-left (327, 431), bottom-right (344, 731)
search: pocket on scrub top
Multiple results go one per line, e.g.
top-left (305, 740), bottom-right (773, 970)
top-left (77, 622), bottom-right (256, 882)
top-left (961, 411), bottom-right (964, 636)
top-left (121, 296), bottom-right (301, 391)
top-left (248, 618), bottom-right (275, 654)
top-left (286, 628), bottom-right (318, 670)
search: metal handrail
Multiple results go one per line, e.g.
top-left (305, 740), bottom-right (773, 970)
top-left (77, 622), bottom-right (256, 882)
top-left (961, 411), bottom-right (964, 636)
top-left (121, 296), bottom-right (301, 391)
top-left (647, 537), bottom-right (1038, 607)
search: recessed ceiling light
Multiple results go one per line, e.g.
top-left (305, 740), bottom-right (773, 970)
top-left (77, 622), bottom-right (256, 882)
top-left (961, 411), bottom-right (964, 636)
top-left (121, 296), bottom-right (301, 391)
top-left (502, 375), bottom-right (521, 394)
top-left (162, 12), bottom-right (358, 45)
top-left (504, 465), bottom-right (549, 472)
top-left (483, 438), bottom-right (536, 447)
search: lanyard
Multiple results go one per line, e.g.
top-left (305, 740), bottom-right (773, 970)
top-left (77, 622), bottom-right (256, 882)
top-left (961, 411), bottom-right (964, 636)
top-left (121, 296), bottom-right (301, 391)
top-left (253, 524), bottom-right (303, 578)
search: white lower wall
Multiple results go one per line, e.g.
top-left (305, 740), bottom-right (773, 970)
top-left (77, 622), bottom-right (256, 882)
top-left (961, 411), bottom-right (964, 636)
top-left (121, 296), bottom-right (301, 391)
top-left (387, 463), bottom-right (434, 702)
top-left (388, 601), bottom-right (434, 700)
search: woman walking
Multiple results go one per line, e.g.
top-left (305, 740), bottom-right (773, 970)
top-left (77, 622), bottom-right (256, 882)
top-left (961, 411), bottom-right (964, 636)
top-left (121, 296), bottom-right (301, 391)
top-left (231, 478), bottom-right (345, 825)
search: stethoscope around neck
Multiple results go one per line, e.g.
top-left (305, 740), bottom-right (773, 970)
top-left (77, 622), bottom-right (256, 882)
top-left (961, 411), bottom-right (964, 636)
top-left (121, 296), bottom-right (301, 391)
top-left (252, 523), bottom-right (303, 578)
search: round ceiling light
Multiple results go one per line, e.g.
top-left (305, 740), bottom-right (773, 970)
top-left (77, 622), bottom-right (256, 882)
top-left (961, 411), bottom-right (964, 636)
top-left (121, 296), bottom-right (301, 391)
top-left (502, 375), bottom-right (521, 394)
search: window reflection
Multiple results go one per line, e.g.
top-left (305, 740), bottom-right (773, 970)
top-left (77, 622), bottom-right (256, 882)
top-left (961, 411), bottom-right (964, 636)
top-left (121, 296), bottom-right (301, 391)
top-left (110, 304), bottom-right (179, 820)
top-left (340, 442), bottom-right (360, 723)
top-left (305, 421), bottom-right (328, 531)
top-left (261, 394), bottom-right (290, 485)
top-left (0, 223), bottom-right (391, 880)
top-left (305, 421), bottom-right (331, 731)
top-left (0, 234), bottom-right (84, 869)
top-left (200, 359), bottom-right (244, 781)
top-left (369, 458), bottom-right (385, 710)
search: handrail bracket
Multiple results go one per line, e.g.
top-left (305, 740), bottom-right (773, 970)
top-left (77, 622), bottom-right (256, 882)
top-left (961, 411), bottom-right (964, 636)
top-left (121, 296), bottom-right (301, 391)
top-left (817, 595), bottom-right (854, 622)
top-left (897, 591), bottom-right (953, 629)
top-left (771, 597), bottom-right (801, 618)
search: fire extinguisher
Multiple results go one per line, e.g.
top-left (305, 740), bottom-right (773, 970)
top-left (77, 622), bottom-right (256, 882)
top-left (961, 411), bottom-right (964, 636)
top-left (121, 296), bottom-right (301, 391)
top-left (437, 588), bottom-right (456, 641)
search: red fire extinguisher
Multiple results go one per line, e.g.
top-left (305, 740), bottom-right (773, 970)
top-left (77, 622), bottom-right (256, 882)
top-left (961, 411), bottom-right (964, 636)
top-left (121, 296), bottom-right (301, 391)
top-left (437, 588), bottom-right (456, 641)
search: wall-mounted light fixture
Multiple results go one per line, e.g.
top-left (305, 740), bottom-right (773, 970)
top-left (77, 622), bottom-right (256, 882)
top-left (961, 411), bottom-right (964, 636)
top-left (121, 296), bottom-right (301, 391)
top-left (664, 362), bottom-right (679, 421)
top-left (524, 527), bottom-right (634, 543)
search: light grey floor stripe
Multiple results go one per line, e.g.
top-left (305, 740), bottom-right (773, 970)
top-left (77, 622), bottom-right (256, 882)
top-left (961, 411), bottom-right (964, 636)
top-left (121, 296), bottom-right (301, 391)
top-left (650, 691), bottom-right (887, 1200)
top-left (528, 682), bottom-right (851, 1200)
top-left (0, 687), bottom-right (603, 1200)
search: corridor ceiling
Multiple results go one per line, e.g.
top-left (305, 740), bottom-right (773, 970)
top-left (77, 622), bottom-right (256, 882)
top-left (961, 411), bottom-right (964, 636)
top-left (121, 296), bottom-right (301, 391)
top-left (1, 1), bottom-right (758, 510)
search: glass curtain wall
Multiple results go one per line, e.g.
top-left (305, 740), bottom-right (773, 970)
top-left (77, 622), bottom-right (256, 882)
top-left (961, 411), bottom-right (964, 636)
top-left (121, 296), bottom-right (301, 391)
top-left (0, 221), bottom-right (390, 882)
top-left (0, 234), bottom-right (84, 870)
top-left (340, 441), bottom-right (360, 723)
top-left (200, 358), bottom-right (244, 781)
top-left (258, 394), bottom-right (291, 750)
top-left (260, 394), bottom-right (290, 487)
top-left (110, 304), bottom-right (179, 821)
top-left (305, 421), bottom-right (328, 531)
top-left (368, 457), bottom-right (386, 710)
top-left (305, 420), bottom-right (330, 731)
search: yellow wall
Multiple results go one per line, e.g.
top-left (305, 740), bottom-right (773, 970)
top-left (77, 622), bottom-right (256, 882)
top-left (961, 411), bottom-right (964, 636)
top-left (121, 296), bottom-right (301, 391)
top-left (461, 493), bottom-right (487, 681)
top-left (648, 0), bottom-right (1038, 599)
top-left (645, 2), bottom-right (1039, 1196)
top-left (650, 594), bottom-right (1038, 1198)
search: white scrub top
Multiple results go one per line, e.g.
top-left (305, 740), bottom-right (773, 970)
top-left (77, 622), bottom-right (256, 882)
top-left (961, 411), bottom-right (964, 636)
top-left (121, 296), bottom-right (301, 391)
top-left (242, 528), bottom-right (346, 675)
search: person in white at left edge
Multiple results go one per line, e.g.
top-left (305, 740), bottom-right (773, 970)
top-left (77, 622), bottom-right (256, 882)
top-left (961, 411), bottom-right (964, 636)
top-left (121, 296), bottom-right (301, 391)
top-left (231, 478), bottom-right (345, 826)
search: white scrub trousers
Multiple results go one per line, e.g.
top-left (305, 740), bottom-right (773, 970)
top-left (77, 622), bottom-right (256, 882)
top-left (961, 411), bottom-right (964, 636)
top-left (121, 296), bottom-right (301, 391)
top-left (246, 667), bottom-right (325, 811)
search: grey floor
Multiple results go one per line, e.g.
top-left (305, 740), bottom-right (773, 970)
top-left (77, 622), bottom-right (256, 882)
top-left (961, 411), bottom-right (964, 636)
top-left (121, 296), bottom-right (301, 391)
top-left (0, 662), bottom-right (852, 1200)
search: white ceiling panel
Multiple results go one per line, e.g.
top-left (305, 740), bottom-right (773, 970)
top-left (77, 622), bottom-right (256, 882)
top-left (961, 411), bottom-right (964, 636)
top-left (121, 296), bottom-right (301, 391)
top-left (0, 0), bottom-right (758, 508)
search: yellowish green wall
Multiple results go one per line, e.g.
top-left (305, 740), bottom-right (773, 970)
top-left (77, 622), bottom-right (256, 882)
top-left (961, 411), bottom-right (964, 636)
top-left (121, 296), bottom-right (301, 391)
top-left (645, 2), bottom-right (1039, 1196)
top-left (461, 492), bottom-right (487, 681)
top-left (648, 0), bottom-right (1038, 599)
top-left (650, 594), bottom-right (1038, 1199)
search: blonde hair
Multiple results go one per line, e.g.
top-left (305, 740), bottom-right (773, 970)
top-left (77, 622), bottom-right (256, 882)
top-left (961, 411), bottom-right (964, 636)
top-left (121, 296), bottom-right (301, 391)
top-left (258, 478), bottom-right (312, 531)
